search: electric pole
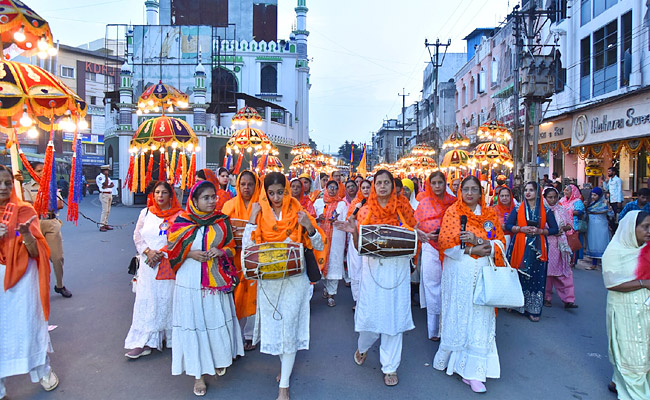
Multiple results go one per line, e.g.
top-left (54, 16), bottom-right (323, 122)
top-left (425, 38), bottom-right (451, 151)
top-left (399, 89), bottom-right (409, 157)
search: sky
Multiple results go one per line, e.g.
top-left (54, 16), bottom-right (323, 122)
top-left (29, 0), bottom-right (514, 153)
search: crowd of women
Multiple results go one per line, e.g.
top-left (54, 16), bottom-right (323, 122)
top-left (1, 162), bottom-right (648, 400)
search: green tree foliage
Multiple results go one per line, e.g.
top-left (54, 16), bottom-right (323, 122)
top-left (337, 140), bottom-right (364, 168)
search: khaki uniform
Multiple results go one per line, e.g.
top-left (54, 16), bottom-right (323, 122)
top-left (22, 180), bottom-right (64, 278)
top-left (96, 173), bottom-right (113, 226)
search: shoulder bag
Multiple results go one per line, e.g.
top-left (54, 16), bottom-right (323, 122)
top-left (473, 240), bottom-right (524, 308)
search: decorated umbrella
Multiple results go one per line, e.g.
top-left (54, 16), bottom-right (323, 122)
top-left (225, 106), bottom-right (277, 175)
top-left (410, 143), bottom-right (436, 156)
top-left (440, 149), bottom-right (471, 171)
top-left (125, 115), bottom-right (199, 194)
top-left (290, 142), bottom-right (312, 156)
top-left (470, 141), bottom-right (513, 168)
top-left (289, 152), bottom-right (315, 175)
top-left (477, 119), bottom-right (511, 143)
top-left (442, 131), bottom-right (470, 149)
top-left (257, 155), bottom-right (283, 174)
top-left (0, 0), bottom-right (57, 59)
top-left (137, 80), bottom-right (189, 115)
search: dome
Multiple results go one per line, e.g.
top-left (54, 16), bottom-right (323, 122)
top-left (195, 62), bottom-right (205, 75)
top-left (121, 61), bottom-right (132, 74)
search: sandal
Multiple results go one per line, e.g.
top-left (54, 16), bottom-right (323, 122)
top-left (527, 315), bottom-right (540, 322)
top-left (384, 373), bottom-right (398, 386)
top-left (327, 297), bottom-right (336, 307)
top-left (462, 378), bottom-right (487, 393)
top-left (607, 381), bottom-right (617, 394)
top-left (354, 349), bottom-right (368, 366)
top-left (40, 371), bottom-right (59, 392)
top-left (215, 367), bottom-right (226, 377)
top-left (193, 378), bottom-right (207, 396)
top-left (564, 302), bottom-right (579, 309)
top-left (543, 300), bottom-right (552, 307)
top-left (322, 288), bottom-right (328, 299)
top-left (430, 336), bottom-right (440, 342)
top-left (244, 340), bottom-right (257, 351)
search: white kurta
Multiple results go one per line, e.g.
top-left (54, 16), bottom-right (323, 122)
top-left (346, 234), bottom-right (362, 301)
top-left (0, 261), bottom-right (52, 383)
top-left (355, 255), bottom-right (415, 336)
top-left (125, 208), bottom-right (175, 350)
top-left (172, 228), bottom-right (244, 377)
top-left (433, 205), bottom-right (500, 382)
top-left (243, 219), bottom-right (324, 355)
top-left (419, 242), bottom-right (442, 338)
top-left (313, 199), bottom-right (348, 280)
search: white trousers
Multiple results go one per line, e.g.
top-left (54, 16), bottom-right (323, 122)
top-left (0, 356), bottom-right (51, 398)
top-left (357, 331), bottom-right (403, 374)
top-left (421, 243), bottom-right (442, 339)
top-left (324, 279), bottom-right (339, 296)
top-left (239, 316), bottom-right (255, 341)
top-left (278, 352), bottom-right (297, 388)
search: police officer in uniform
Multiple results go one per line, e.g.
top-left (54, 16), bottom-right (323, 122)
top-left (96, 165), bottom-right (114, 232)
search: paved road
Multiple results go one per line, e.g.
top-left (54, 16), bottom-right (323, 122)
top-left (5, 195), bottom-right (615, 399)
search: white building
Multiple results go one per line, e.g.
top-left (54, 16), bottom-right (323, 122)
top-left (105, 0), bottom-right (312, 205)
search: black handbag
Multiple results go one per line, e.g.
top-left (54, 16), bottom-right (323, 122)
top-left (128, 256), bottom-right (139, 275)
top-left (304, 248), bottom-right (321, 283)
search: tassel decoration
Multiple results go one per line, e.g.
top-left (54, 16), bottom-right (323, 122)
top-left (158, 148), bottom-right (166, 181)
top-left (174, 149), bottom-right (183, 185)
top-left (131, 152), bottom-right (140, 192)
top-left (33, 142), bottom-right (54, 217)
top-left (139, 150), bottom-right (146, 192)
top-left (187, 151), bottom-right (196, 188)
top-left (180, 150), bottom-right (188, 190)
top-left (124, 153), bottom-right (134, 189)
top-left (233, 154), bottom-right (243, 175)
top-left (226, 155), bottom-right (233, 170)
top-left (222, 153), bottom-right (228, 168)
top-left (18, 149), bottom-right (40, 184)
top-left (145, 150), bottom-right (154, 188)
top-left (169, 148), bottom-right (177, 183)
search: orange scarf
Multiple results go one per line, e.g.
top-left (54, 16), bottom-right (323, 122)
top-left (291, 178), bottom-right (317, 218)
top-left (253, 180), bottom-right (329, 271)
top-left (356, 179), bottom-right (417, 228)
top-left (1, 191), bottom-right (51, 320)
top-left (347, 186), bottom-right (368, 218)
top-left (510, 200), bottom-right (547, 269)
top-left (221, 171), bottom-right (261, 220)
top-left (438, 188), bottom-right (506, 266)
top-left (309, 189), bottom-right (321, 203)
top-left (319, 182), bottom-right (344, 274)
top-left (200, 168), bottom-right (231, 211)
top-left (146, 190), bottom-right (183, 219)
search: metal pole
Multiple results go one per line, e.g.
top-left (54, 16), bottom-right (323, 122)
top-left (531, 101), bottom-right (540, 182)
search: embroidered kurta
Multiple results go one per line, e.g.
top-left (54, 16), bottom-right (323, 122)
top-left (314, 199), bottom-right (347, 280)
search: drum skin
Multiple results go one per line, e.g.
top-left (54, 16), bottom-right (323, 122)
top-left (358, 224), bottom-right (418, 258)
top-left (242, 242), bottom-right (304, 280)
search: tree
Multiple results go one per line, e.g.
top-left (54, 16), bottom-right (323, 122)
top-left (309, 138), bottom-right (318, 151)
top-left (337, 140), bottom-right (364, 168)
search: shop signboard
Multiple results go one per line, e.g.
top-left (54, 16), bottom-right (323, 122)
top-left (537, 117), bottom-right (571, 144)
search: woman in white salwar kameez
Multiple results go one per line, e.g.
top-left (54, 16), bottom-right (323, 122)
top-left (434, 175), bottom-right (506, 394)
top-left (346, 179), bottom-right (371, 305)
top-left (125, 181), bottom-right (182, 359)
top-left (0, 166), bottom-right (59, 399)
top-left (338, 169), bottom-right (424, 387)
top-left (244, 172), bottom-right (325, 400)
top-left (314, 180), bottom-right (347, 307)
top-left (167, 181), bottom-right (244, 396)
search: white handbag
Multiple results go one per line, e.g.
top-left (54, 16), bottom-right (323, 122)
top-left (473, 240), bottom-right (524, 308)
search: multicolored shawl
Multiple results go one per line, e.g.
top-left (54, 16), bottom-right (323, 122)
top-left (438, 185), bottom-right (506, 265)
top-left (510, 192), bottom-right (548, 270)
top-left (414, 177), bottom-right (456, 250)
top-left (603, 210), bottom-right (650, 287)
top-left (587, 187), bottom-right (609, 214)
top-left (1, 189), bottom-right (51, 320)
top-left (167, 181), bottom-right (236, 292)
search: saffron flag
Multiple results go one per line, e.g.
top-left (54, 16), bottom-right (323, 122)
top-left (350, 143), bottom-right (354, 164)
top-left (357, 144), bottom-right (367, 178)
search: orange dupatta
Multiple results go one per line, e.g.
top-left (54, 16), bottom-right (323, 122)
top-left (318, 181), bottom-right (344, 275)
top-left (346, 185), bottom-right (368, 218)
top-left (509, 199), bottom-right (547, 270)
top-left (438, 187), bottom-right (506, 266)
top-left (222, 171), bottom-right (260, 319)
top-left (356, 179), bottom-right (417, 229)
top-left (253, 178), bottom-right (329, 272)
top-left (200, 168), bottom-right (231, 212)
top-left (1, 191), bottom-right (51, 320)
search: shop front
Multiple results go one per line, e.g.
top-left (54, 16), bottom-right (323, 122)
top-left (571, 89), bottom-right (650, 196)
top-left (537, 116), bottom-right (574, 180)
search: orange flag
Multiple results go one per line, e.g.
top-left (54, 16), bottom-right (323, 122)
top-left (357, 144), bottom-right (367, 178)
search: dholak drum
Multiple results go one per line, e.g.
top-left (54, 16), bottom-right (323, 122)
top-left (230, 218), bottom-right (248, 249)
top-left (358, 224), bottom-right (418, 258)
top-left (242, 242), bottom-right (304, 280)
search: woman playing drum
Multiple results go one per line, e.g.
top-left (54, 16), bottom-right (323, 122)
top-left (337, 169), bottom-right (425, 387)
top-left (243, 172), bottom-right (325, 400)
top-left (221, 170), bottom-right (261, 351)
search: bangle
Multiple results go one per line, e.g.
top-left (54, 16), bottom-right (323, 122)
top-left (469, 247), bottom-right (473, 256)
top-left (640, 280), bottom-right (645, 289)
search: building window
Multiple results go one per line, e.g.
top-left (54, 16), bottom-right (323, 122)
top-left (581, 0), bottom-right (591, 26)
top-left (462, 84), bottom-right (467, 105)
top-left (470, 76), bottom-right (476, 100)
top-left (106, 75), bottom-right (116, 85)
top-left (60, 66), bottom-right (75, 79)
top-left (491, 59), bottom-right (498, 85)
top-left (594, 0), bottom-right (618, 18)
top-left (260, 63), bottom-right (277, 94)
top-left (90, 96), bottom-right (97, 105)
top-left (593, 19), bottom-right (618, 97)
top-left (621, 10), bottom-right (632, 87)
top-left (478, 68), bottom-right (486, 93)
top-left (63, 142), bottom-right (73, 152)
top-left (396, 136), bottom-right (404, 148)
top-left (87, 72), bottom-right (97, 82)
top-left (580, 36), bottom-right (591, 101)
top-left (554, 50), bottom-right (566, 93)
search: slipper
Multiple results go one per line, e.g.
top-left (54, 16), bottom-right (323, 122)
top-left (462, 378), bottom-right (486, 393)
top-left (193, 379), bottom-right (206, 396)
top-left (384, 373), bottom-right (398, 386)
top-left (40, 371), bottom-right (59, 392)
top-left (430, 336), bottom-right (440, 342)
top-left (543, 300), bottom-right (552, 307)
top-left (244, 340), bottom-right (256, 351)
top-left (354, 349), bottom-right (367, 366)
top-left (607, 381), bottom-right (617, 394)
top-left (527, 315), bottom-right (540, 322)
top-left (327, 297), bottom-right (336, 307)
top-left (125, 346), bottom-right (152, 359)
top-left (215, 368), bottom-right (226, 377)
top-left (564, 302), bottom-right (579, 309)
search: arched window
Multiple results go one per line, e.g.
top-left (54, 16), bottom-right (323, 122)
top-left (210, 67), bottom-right (237, 113)
top-left (260, 63), bottom-right (277, 94)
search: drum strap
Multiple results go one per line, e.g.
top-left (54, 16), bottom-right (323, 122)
top-left (367, 260), bottom-right (410, 291)
top-left (258, 275), bottom-right (288, 321)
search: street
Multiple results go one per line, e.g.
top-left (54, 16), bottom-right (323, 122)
top-left (5, 196), bottom-right (614, 400)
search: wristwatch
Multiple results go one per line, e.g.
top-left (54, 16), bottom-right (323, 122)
top-left (476, 238), bottom-right (484, 245)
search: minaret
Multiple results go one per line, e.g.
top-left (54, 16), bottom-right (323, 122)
top-left (192, 48), bottom-right (208, 171)
top-left (118, 27), bottom-right (136, 205)
top-left (293, 0), bottom-right (310, 145)
top-left (145, 0), bottom-right (159, 25)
